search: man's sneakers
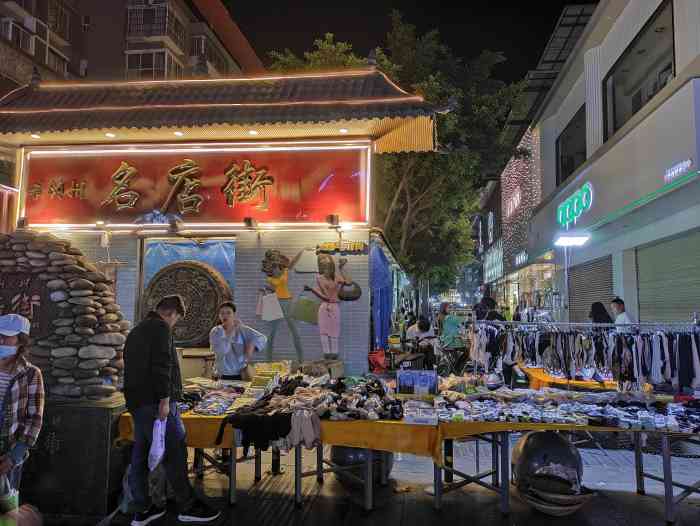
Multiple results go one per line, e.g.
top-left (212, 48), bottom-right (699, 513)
top-left (131, 507), bottom-right (166, 526)
top-left (177, 500), bottom-right (221, 523)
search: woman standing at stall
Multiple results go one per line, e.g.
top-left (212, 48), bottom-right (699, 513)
top-left (305, 254), bottom-right (352, 359)
top-left (210, 302), bottom-right (267, 381)
top-left (0, 314), bottom-right (44, 502)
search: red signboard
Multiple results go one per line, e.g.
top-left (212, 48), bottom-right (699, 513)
top-left (23, 145), bottom-right (369, 224)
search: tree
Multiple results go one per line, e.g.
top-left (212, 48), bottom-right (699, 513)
top-left (269, 14), bottom-right (522, 296)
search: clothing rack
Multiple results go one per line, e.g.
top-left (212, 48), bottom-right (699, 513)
top-left (475, 320), bottom-right (699, 330)
top-left (472, 318), bottom-right (700, 394)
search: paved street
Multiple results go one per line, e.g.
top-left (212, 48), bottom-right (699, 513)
top-left (95, 436), bottom-right (700, 526)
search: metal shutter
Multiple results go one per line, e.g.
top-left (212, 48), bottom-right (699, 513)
top-left (637, 230), bottom-right (700, 322)
top-left (567, 255), bottom-right (614, 322)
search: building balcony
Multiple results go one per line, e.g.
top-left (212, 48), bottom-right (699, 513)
top-left (190, 34), bottom-right (227, 76)
top-left (126, 5), bottom-right (188, 57)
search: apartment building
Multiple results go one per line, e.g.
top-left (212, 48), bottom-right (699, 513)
top-left (0, 0), bottom-right (262, 88)
top-left (527, 0), bottom-right (700, 322)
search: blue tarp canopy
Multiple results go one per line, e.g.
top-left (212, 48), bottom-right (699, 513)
top-left (370, 242), bottom-right (393, 350)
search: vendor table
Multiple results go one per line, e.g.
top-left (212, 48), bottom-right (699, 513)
top-left (118, 413), bottom-right (440, 511)
top-left (118, 414), bottom-right (699, 522)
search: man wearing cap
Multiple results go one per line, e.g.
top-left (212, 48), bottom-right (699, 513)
top-left (124, 296), bottom-right (219, 525)
top-left (0, 314), bottom-right (44, 498)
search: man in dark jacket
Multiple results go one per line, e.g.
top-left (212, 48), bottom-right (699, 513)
top-left (124, 295), bottom-right (219, 526)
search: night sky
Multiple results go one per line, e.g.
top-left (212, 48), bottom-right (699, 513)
top-left (228, 1), bottom-right (599, 83)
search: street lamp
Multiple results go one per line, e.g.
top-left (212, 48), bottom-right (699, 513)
top-left (554, 230), bottom-right (590, 319)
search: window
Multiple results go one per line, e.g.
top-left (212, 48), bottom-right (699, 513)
top-left (48, 0), bottom-right (71, 42)
top-left (1, 19), bottom-right (34, 55)
top-left (603, 0), bottom-right (674, 141)
top-left (126, 51), bottom-right (166, 80)
top-left (556, 105), bottom-right (587, 186)
top-left (126, 4), bottom-right (187, 54)
top-left (47, 48), bottom-right (68, 76)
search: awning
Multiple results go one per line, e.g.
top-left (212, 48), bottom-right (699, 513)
top-left (0, 69), bottom-right (435, 153)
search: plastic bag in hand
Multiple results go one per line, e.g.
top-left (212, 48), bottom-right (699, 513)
top-left (148, 419), bottom-right (167, 471)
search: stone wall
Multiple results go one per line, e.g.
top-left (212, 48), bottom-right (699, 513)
top-left (0, 229), bottom-right (129, 400)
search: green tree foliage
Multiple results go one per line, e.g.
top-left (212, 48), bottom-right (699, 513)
top-left (269, 13), bottom-right (522, 295)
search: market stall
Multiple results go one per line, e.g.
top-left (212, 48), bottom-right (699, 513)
top-left (0, 69), bottom-right (435, 520)
top-left (0, 68), bottom-right (435, 376)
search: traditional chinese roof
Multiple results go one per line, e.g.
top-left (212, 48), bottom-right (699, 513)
top-left (0, 69), bottom-right (436, 153)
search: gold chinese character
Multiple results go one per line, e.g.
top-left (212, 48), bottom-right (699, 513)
top-left (47, 178), bottom-right (64, 199)
top-left (28, 183), bottom-right (42, 200)
top-left (221, 160), bottom-right (274, 210)
top-left (66, 180), bottom-right (87, 200)
top-left (161, 159), bottom-right (203, 215)
top-left (102, 162), bottom-right (140, 210)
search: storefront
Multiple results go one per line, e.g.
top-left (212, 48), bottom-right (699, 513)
top-left (0, 69), bottom-right (435, 374)
top-left (530, 78), bottom-right (700, 322)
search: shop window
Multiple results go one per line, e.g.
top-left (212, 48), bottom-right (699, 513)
top-left (603, 0), bottom-right (674, 141)
top-left (556, 105), bottom-right (586, 186)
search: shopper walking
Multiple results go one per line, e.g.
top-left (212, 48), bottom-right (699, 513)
top-left (0, 314), bottom-right (44, 503)
top-left (124, 295), bottom-right (220, 526)
top-left (589, 302), bottom-right (613, 324)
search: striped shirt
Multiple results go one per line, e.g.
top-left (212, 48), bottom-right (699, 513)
top-left (0, 357), bottom-right (44, 456)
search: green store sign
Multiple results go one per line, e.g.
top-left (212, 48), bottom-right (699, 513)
top-left (557, 182), bottom-right (593, 229)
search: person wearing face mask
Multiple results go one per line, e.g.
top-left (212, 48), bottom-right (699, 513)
top-left (0, 314), bottom-right (44, 505)
top-left (124, 296), bottom-right (220, 526)
top-left (209, 302), bottom-right (267, 381)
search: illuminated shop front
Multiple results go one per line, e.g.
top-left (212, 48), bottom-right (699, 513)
top-left (0, 69), bottom-right (436, 373)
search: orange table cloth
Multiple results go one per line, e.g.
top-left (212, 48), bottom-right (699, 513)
top-left (118, 413), bottom-right (442, 463)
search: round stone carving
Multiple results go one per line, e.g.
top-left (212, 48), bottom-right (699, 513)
top-left (141, 261), bottom-right (232, 347)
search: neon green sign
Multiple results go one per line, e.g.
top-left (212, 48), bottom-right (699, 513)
top-left (557, 182), bottom-right (593, 229)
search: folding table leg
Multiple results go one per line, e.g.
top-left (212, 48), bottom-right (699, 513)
top-left (475, 438), bottom-right (480, 474)
top-left (433, 463), bottom-right (443, 511)
top-left (444, 439), bottom-right (454, 483)
top-left (295, 444), bottom-right (303, 508)
top-left (379, 451), bottom-right (388, 486)
top-left (316, 444), bottom-right (324, 483)
top-left (661, 435), bottom-right (675, 524)
top-left (491, 433), bottom-right (499, 487)
top-left (634, 433), bottom-right (645, 495)
top-left (272, 447), bottom-right (281, 475)
top-left (194, 448), bottom-right (204, 479)
top-left (255, 448), bottom-right (262, 482)
top-left (499, 432), bottom-right (510, 515)
top-left (364, 449), bottom-right (374, 512)
top-left (228, 445), bottom-right (237, 506)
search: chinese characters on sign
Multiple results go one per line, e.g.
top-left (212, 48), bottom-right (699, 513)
top-left (163, 159), bottom-right (204, 215)
top-left (102, 162), bottom-right (140, 210)
top-left (222, 160), bottom-right (274, 210)
top-left (29, 178), bottom-right (87, 201)
top-left (317, 241), bottom-right (369, 255)
top-left (24, 147), bottom-right (368, 224)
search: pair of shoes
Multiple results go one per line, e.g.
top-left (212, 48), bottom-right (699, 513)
top-left (131, 507), bottom-right (166, 526)
top-left (177, 500), bottom-right (221, 523)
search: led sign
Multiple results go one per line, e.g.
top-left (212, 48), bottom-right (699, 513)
top-left (664, 159), bottom-right (693, 183)
top-left (557, 182), bottom-right (593, 229)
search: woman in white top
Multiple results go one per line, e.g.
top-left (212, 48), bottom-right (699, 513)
top-left (209, 302), bottom-right (267, 381)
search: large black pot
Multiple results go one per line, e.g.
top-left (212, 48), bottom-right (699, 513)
top-left (330, 446), bottom-right (394, 489)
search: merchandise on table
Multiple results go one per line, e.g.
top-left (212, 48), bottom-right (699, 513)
top-left (215, 374), bottom-right (404, 453)
top-left (437, 385), bottom-right (699, 433)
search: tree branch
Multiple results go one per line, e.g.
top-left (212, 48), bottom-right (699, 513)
top-left (382, 157), bottom-right (416, 232)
